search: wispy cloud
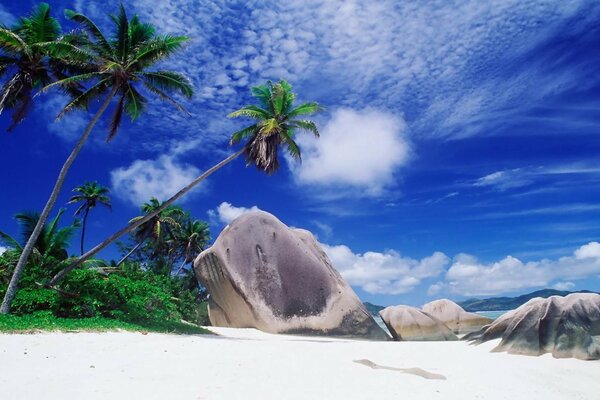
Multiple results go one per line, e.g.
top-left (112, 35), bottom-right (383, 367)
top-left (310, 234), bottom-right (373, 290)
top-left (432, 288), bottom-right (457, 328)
top-left (62, 0), bottom-right (600, 157)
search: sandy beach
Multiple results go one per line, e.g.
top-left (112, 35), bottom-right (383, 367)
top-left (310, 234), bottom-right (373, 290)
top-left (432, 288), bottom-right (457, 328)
top-left (1, 327), bottom-right (598, 400)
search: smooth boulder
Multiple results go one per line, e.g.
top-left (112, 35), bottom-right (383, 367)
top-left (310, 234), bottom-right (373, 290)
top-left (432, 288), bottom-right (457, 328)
top-left (466, 293), bottom-right (600, 360)
top-left (422, 299), bottom-right (493, 335)
top-left (379, 305), bottom-right (458, 341)
top-left (194, 211), bottom-right (388, 340)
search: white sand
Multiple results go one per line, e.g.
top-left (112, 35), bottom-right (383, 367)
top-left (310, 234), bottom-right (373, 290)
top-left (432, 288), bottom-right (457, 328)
top-left (1, 327), bottom-right (598, 400)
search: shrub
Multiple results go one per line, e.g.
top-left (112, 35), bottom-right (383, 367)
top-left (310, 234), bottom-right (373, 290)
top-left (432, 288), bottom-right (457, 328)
top-left (12, 288), bottom-right (59, 315)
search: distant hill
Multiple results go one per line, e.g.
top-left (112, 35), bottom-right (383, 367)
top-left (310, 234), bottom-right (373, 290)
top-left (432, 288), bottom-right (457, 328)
top-left (363, 302), bottom-right (385, 315)
top-left (458, 289), bottom-right (599, 311)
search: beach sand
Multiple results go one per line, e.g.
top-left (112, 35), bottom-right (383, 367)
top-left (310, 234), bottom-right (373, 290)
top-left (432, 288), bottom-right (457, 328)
top-left (1, 327), bottom-right (598, 400)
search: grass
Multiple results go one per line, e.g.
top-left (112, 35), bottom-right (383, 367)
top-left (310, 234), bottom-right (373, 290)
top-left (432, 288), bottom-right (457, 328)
top-left (0, 312), bottom-right (210, 335)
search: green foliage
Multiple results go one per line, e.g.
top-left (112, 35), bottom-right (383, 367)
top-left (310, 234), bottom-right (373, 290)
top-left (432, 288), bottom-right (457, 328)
top-left (44, 4), bottom-right (193, 140)
top-left (0, 311), bottom-right (208, 334)
top-left (12, 288), bottom-right (59, 314)
top-left (228, 79), bottom-right (323, 174)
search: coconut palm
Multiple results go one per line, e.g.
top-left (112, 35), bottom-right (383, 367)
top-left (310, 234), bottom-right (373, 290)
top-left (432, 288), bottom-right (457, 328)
top-left (49, 79), bottom-right (323, 286)
top-left (116, 198), bottom-right (184, 267)
top-left (173, 216), bottom-right (210, 276)
top-left (0, 3), bottom-right (86, 131)
top-left (0, 210), bottom-right (77, 267)
top-left (67, 182), bottom-right (111, 255)
top-left (1, 4), bottom-right (192, 314)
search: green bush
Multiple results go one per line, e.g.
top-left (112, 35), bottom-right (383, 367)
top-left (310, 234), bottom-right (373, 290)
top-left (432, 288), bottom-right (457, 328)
top-left (12, 288), bottom-right (59, 315)
top-left (58, 269), bottom-right (181, 322)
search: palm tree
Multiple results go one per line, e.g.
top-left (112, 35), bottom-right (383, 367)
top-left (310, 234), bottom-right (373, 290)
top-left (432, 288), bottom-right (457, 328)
top-left (116, 198), bottom-right (183, 267)
top-left (0, 3), bottom-right (86, 131)
top-left (0, 210), bottom-right (77, 268)
top-left (1, 4), bottom-right (192, 314)
top-left (67, 182), bottom-right (111, 255)
top-left (173, 216), bottom-right (210, 276)
top-left (48, 79), bottom-right (323, 286)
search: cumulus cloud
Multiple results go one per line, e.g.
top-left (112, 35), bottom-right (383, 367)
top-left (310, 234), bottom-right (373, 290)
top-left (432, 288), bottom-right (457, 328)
top-left (575, 241), bottom-right (600, 259)
top-left (207, 202), bottom-right (261, 225)
top-left (111, 155), bottom-right (201, 206)
top-left (321, 243), bottom-right (449, 295)
top-left (292, 108), bottom-right (410, 196)
top-left (444, 242), bottom-right (600, 296)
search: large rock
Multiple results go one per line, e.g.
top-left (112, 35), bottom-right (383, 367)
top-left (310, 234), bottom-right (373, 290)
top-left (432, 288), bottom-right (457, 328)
top-left (466, 293), bottom-right (600, 360)
top-left (422, 299), bottom-right (493, 335)
top-left (193, 211), bottom-right (387, 340)
top-left (379, 305), bottom-right (458, 341)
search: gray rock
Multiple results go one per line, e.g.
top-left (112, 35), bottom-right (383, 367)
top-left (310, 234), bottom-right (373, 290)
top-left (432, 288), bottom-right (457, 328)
top-left (466, 293), bottom-right (600, 360)
top-left (193, 211), bottom-right (387, 340)
top-left (422, 299), bottom-right (493, 335)
top-left (379, 305), bottom-right (458, 341)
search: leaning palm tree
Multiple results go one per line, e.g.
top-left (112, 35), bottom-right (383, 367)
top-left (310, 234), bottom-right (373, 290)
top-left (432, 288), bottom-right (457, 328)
top-left (0, 3), bottom-right (86, 131)
top-left (1, 4), bottom-right (192, 314)
top-left (48, 79), bottom-right (323, 286)
top-left (67, 182), bottom-right (111, 255)
top-left (173, 216), bottom-right (210, 276)
top-left (116, 198), bottom-right (184, 267)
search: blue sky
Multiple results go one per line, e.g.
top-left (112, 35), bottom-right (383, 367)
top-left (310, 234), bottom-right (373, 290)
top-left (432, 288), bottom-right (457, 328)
top-left (1, 0), bottom-right (600, 306)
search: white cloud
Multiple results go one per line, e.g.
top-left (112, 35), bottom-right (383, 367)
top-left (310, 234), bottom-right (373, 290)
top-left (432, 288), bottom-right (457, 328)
top-left (39, 94), bottom-right (90, 142)
top-left (321, 243), bottom-right (449, 295)
top-left (292, 108), bottom-right (410, 196)
top-left (207, 202), bottom-right (261, 225)
top-left (575, 241), bottom-right (600, 259)
top-left (444, 242), bottom-right (600, 296)
top-left (553, 281), bottom-right (575, 291)
top-left (0, 246), bottom-right (7, 256)
top-left (111, 155), bottom-right (201, 206)
top-left (473, 169), bottom-right (533, 191)
top-left (64, 0), bottom-right (596, 154)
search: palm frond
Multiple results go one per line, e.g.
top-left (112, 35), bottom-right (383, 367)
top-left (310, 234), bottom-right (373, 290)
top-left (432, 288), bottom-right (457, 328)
top-left (280, 128), bottom-right (302, 160)
top-left (0, 230), bottom-right (22, 251)
top-left (124, 83), bottom-right (147, 121)
top-left (258, 118), bottom-right (280, 136)
top-left (64, 9), bottom-right (114, 58)
top-left (55, 77), bottom-right (110, 119)
top-left (290, 119), bottom-right (320, 137)
top-left (227, 105), bottom-right (271, 120)
top-left (138, 71), bottom-right (192, 98)
top-left (21, 3), bottom-right (60, 43)
top-left (40, 71), bottom-right (105, 93)
top-left (250, 84), bottom-right (272, 109)
top-left (107, 93), bottom-right (125, 142)
top-left (0, 28), bottom-right (31, 58)
top-left (230, 124), bottom-right (258, 145)
top-left (112, 3), bottom-right (129, 62)
top-left (287, 102), bottom-right (323, 118)
top-left (141, 79), bottom-right (189, 115)
top-left (131, 35), bottom-right (188, 68)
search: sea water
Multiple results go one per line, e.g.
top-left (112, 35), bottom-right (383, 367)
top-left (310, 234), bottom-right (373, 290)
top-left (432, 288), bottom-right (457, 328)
top-left (476, 310), bottom-right (511, 320)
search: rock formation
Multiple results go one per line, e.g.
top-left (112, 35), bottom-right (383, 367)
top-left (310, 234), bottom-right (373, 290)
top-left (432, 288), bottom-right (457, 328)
top-left (422, 299), bottom-right (493, 335)
top-left (194, 211), bottom-right (388, 340)
top-left (379, 305), bottom-right (458, 341)
top-left (466, 293), bottom-right (600, 360)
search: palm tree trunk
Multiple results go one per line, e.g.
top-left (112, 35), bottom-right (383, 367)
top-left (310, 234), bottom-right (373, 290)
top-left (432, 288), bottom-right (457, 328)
top-left (0, 88), bottom-right (117, 314)
top-left (80, 207), bottom-right (90, 255)
top-left (174, 257), bottom-right (189, 276)
top-left (116, 240), bottom-right (144, 267)
top-left (48, 148), bottom-right (244, 286)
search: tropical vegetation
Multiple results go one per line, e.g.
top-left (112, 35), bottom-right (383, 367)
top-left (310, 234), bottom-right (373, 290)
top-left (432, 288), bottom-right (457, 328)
top-left (0, 3), bottom-right (193, 314)
top-left (0, 2), bottom-right (323, 330)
